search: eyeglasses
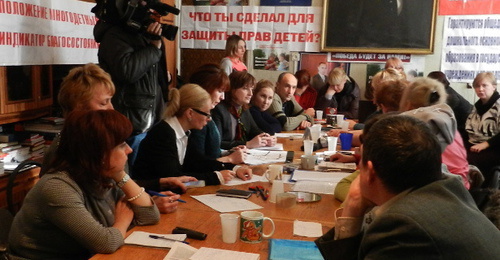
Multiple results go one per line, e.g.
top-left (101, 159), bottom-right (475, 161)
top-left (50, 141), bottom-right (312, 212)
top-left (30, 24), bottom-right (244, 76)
top-left (192, 108), bottom-right (212, 120)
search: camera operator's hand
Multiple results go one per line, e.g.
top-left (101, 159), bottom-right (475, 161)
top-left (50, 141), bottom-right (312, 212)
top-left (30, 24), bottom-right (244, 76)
top-left (147, 22), bottom-right (162, 49)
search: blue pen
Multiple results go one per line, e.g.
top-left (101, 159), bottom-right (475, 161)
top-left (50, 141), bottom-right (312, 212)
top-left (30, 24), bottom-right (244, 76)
top-left (146, 190), bottom-right (187, 203)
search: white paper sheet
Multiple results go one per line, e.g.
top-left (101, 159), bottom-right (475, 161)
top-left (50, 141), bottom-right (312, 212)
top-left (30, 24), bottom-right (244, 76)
top-left (164, 243), bottom-right (260, 260)
top-left (125, 231), bottom-right (187, 248)
top-left (252, 143), bottom-right (284, 151)
top-left (190, 194), bottom-right (263, 213)
top-left (274, 133), bottom-right (304, 139)
top-left (292, 181), bottom-right (337, 195)
top-left (293, 220), bottom-right (323, 237)
top-left (224, 174), bottom-right (268, 186)
top-left (190, 247), bottom-right (260, 260)
top-left (291, 170), bottom-right (351, 182)
top-left (244, 150), bottom-right (288, 165)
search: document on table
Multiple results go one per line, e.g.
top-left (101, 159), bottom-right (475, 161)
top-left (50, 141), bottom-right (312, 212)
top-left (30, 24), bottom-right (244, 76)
top-left (125, 231), bottom-right (187, 248)
top-left (191, 194), bottom-right (263, 213)
top-left (164, 242), bottom-right (260, 260)
top-left (252, 143), bottom-right (284, 151)
top-left (244, 150), bottom-right (288, 165)
top-left (291, 170), bottom-right (351, 182)
top-left (274, 133), bottom-right (304, 139)
top-left (291, 170), bottom-right (351, 195)
top-left (224, 174), bottom-right (268, 186)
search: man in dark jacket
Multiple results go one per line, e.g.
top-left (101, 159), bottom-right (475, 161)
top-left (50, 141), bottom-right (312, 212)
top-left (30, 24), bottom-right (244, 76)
top-left (315, 115), bottom-right (500, 260)
top-left (93, 0), bottom-right (169, 174)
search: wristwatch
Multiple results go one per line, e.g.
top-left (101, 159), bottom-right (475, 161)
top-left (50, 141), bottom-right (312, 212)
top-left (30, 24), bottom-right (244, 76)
top-left (116, 174), bottom-right (130, 188)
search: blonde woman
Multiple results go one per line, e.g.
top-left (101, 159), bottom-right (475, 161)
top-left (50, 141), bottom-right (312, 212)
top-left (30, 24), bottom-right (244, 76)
top-left (465, 72), bottom-right (500, 186)
top-left (220, 34), bottom-right (247, 76)
top-left (134, 84), bottom-right (252, 186)
top-left (315, 67), bottom-right (360, 119)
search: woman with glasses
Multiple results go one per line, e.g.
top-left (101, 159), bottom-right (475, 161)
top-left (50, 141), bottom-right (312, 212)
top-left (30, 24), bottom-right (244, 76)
top-left (133, 84), bottom-right (251, 186)
top-left (213, 71), bottom-right (276, 150)
top-left (186, 64), bottom-right (246, 165)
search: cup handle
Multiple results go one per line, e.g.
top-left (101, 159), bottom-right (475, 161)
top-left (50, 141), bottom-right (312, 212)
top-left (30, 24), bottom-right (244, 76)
top-left (262, 217), bottom-right (275, 238)
top-left (264, 170), bottom-right (271, 181)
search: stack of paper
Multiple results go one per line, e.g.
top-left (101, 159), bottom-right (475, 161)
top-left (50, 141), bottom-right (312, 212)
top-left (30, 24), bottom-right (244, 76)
top-left (164, 242), bottom-right (260, 260)
top-left (290, 170), bottom-right (351, 195)
top-left (317, 161), bottom-right (357, 172)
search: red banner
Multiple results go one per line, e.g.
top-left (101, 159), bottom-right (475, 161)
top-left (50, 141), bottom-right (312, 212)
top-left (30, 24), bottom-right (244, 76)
top-left (439, 0), bottom-right (500, 15)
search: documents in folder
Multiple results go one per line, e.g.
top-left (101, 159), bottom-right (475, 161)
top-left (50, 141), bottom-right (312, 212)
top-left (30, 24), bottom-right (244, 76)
top-left (268, 239), bottom-right (323, 260)
top-left (317, 161), bottom-right (357, 172)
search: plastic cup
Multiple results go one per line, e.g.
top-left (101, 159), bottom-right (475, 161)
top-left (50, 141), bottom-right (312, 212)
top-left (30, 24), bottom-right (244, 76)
top-left (339, 132), bottom-right (353, 150)
top-left (335, 115), bottom-right (344, 126)
top-left (276, 193), bottom-right (297, 208)
top-left (315, 110), bottom-right (323, 119)
top-left (303, 140), bottom-right (314, 155)
top-left (220, 213), bottom-right (240, 243)
top-left (327, 136), bottom-right (338, 152)
top-left (269, 180), bottom-right (285, 203)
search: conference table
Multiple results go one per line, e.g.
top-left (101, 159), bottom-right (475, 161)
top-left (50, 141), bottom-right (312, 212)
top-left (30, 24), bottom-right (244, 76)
top-left (91, 133), bottom-right (342, 260)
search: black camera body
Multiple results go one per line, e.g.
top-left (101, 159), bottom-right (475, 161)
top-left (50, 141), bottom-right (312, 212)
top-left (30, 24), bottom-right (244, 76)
top-left (92, 0), bottom-right (180, 41)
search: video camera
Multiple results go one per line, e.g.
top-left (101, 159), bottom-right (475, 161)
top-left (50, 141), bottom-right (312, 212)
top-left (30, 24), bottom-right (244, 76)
top-left (92, 0), bottom-right (180, 41)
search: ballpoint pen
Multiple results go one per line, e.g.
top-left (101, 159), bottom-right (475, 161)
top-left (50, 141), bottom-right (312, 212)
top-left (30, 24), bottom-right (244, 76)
top-left (146, 190), bottom-right (187, 203)
top-left (149, 235), bottom-right (190, 244)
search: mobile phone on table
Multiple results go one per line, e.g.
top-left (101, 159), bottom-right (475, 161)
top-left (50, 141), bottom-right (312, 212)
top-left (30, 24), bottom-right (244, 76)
top-left (185, 180), bottom-right (206, 188)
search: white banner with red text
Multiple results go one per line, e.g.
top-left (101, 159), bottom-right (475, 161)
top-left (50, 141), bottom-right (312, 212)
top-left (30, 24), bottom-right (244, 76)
top-left (0, 0), bottom-right (98, 65)
top-left (441, 15), bottom-right (500, 83)
top-left (180, 6), bottom-right (322, 52)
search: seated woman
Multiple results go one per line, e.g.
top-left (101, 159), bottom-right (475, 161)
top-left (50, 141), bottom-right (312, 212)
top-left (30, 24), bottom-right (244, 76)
top-left (465, 72), bottom-right (500, 187)
top-left (213, 71), bottom-right (276, 149)
top-left (294, 69), bottom-right (317, 110)
top-left (249, 79), bottom-right (282, 135)
top-left (427, 71), bottom-right (472, 144)
top-left (187, 64), bottom-right (245, 164)
top-left (43, 63), bottom-right (190, 214)
top-left (400, 77), bottom-right (470, 189)
top-left (134, 84), bottom-right (252, 186)
top-left (8, 110), bottom-right (160, 259)
top-left (315, 67), bottom-right (360, 119)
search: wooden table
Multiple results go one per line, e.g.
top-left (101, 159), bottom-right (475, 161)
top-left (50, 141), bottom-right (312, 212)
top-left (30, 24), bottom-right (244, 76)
top-left (92, 135), bottom-right (340, 260)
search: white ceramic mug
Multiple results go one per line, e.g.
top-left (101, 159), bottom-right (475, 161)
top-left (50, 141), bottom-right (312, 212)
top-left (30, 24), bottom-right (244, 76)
top-left (265, 164), bottom-right (283, 184)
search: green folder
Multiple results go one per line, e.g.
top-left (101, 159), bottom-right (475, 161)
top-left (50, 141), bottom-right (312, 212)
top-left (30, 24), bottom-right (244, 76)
top-left (269, 239), bottom-right (324, 260)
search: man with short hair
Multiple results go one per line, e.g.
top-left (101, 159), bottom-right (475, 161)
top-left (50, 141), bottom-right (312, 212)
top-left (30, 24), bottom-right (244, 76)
top-left (316, 115), bottom-right (500, 260)
top-left (267, 73), bottom-right (314, 131)
top-left (312, 62), bottom-right (328, 92)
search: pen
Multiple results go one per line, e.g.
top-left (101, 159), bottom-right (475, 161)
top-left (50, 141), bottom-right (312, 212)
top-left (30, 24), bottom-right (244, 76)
top-left (256, 186), bottom-right (268, 201)
top-left (146, 190), bottom-right (187, 203)
top-left (149, 234), bottom-right (189, 244)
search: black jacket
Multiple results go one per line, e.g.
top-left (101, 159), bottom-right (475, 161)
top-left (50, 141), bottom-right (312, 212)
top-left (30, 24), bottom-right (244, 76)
top-left (94, 20), bottom-right (166, 134)
top-left (315, 76), bottom-right (360, 119)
